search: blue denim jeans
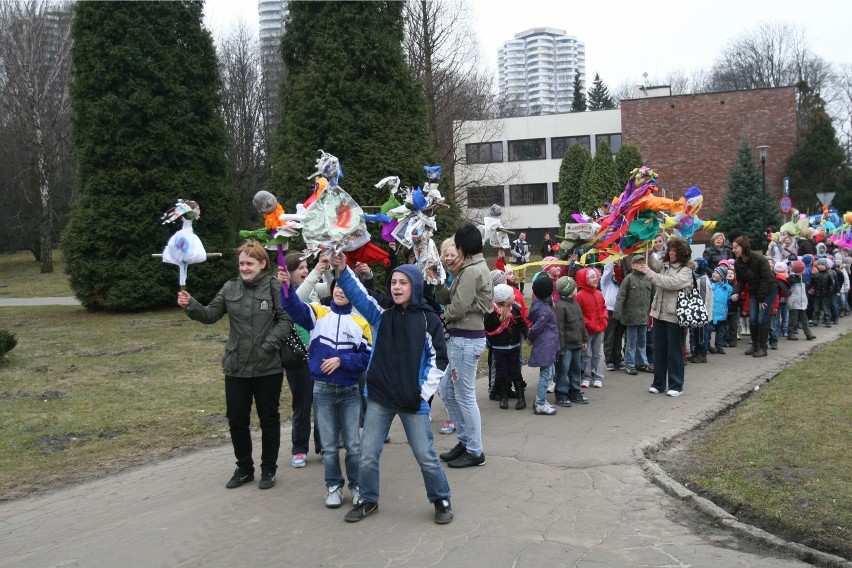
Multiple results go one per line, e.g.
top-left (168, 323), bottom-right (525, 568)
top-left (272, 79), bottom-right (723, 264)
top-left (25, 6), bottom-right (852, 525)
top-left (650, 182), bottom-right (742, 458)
top-left (582, 332), bottom-right (604, 382)
top-left (748, 288), bottom-right (778, 329)
top-left (554, 348), bottom-right (583, 399)
top-left (709, 321), bottom-right (727, 349)
top-left (623, 325), bottom-right (648, 369)
top-left (358, 399), bottom-right (450, 504)
top-left (313, 382), bottom-right (361, 490)
top-left (652, 319), bottom-right (685, 393)
top-left (775, 303), bottom-right (789, 336)
top-left (534, 364), bottom-right (555, 406)
top-left (439, 336), bottom-right (486, 455)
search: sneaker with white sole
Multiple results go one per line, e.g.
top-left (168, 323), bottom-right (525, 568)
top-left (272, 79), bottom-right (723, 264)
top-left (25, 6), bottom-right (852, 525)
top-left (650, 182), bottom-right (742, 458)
top-left (291, 453), bottom-right (307, 468)
top-left (649, 386), bottom-right (661, 394)
top-left (592, 380), bottom-right (603, 388)
top-left (533, 401), bottom-right (557, 415)
top-left (666, 389), bottom-right (682, 397)
top-left (580, 379), bottom-right (590, 388)
top-left (439, 419), bottom-right (455, 434)
top-left (351, 487), bottom-right (362, 506)
top-left (325, 485), bottom-right (344, 508)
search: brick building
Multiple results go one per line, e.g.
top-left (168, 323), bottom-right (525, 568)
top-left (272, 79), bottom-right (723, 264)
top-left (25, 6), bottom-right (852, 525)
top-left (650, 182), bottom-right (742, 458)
top-left (621, 86), bottom-right (798, 223)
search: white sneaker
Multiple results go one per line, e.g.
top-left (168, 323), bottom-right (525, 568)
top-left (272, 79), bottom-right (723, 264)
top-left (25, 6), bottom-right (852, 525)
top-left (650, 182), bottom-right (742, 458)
top-left (325, 485), bottom-right (344, 508)
top-left (351, 487), bottom-right (362, 506)
top-left (649, 386), bottom-right (660, 394)
top-left (533, 401), bottom-right (557, 415)
top-left (666, 389), bottom-right (682, 397)
top-left (592, 380), bottom-right (603, 388)
top-left (580, 379), bottom-right (590, 388)
top-left (547, 379), bottom-right (556, 393)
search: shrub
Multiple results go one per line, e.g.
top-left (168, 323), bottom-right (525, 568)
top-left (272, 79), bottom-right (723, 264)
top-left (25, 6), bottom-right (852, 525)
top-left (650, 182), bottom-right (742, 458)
top-left (0, 329), bottom-right (18, 359)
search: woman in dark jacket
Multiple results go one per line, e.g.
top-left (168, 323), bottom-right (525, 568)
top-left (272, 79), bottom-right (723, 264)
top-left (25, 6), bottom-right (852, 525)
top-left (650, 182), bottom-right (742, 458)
top-left (702, 232), bottom-right (732, 274)
top-left (796, 227), bottom-right (816, 257)
top-left (179, 240), bottom-right (292, 490)
top-left (731, 235), bottom-right (778, 358)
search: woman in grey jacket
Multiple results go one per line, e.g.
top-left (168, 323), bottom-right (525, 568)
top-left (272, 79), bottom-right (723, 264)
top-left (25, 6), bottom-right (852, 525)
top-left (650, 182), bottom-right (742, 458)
top-left (632, 236), bottom-right (693, 396)
top-left (178, 240), bottom-right (292, 490)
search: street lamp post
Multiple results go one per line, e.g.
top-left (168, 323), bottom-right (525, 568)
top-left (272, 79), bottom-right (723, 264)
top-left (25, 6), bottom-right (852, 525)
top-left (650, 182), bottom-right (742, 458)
top-left (757, 145), bottom-right (769, 250)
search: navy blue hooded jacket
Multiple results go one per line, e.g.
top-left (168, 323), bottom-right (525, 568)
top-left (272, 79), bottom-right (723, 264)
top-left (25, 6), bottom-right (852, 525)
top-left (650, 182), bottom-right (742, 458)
top-left (336, 264), bottom-right (448, 413)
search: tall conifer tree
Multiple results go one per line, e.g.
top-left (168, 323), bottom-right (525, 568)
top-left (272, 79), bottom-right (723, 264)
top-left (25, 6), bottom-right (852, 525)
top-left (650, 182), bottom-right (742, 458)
top-left (614, 143), bottom-right (644, 187)
top-left (570, 71), bottom-right (587, 112)
top-left (558, 143), bottom-right (591, 227)
top-left (63, 1), bottom-right (233, 310)
top-left (587, 73), bottom-right (616, 110)
top-left (578, 141), bottom-right (619, 215)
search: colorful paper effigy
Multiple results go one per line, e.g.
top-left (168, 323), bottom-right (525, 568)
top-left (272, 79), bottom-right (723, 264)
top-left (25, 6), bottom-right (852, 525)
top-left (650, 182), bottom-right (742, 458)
top-left (161, 199), bottom-right (208, 288)
top-left (479, 204), bottom-right (512, 249)
top-left (660, 185), bottom-right (716, 243)
top-left (239, 190), bottom-right (301, 270)
top-left (829, 211), bottom-right (852, 250)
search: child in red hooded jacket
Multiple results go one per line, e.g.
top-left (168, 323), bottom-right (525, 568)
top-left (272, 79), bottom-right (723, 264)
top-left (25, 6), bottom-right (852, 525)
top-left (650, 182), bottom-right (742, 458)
top-left (575, 267), bottom-right (608, 388)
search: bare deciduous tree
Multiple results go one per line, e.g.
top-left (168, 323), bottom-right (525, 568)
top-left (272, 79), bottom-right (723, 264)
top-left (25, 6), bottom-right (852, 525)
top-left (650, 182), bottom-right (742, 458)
top-left (0, 0), bottom-right (74, 271)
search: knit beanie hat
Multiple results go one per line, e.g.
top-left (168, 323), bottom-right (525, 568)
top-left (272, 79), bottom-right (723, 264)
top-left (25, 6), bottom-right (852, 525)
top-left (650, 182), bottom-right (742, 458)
top-left (556, 276), bottom-right (577, 298)
top-left (817, 257), bottom-right (830, 267)
top-left (532, 272), bottom-right (554, 300)
top-left (492, 283), bottom-right (514, 304)
top-left (490, 269), bottom-right (507, 287)
top-left (714, 266), bottom-right (728, 280)
top-left (541, 256), bottom-right (558, 273)
top-left (791, 260), bottom-right (805, 274)
top-left (773, 261), bottom-right (788, 273)
top-left (693, 257), bottom-right (708, 276)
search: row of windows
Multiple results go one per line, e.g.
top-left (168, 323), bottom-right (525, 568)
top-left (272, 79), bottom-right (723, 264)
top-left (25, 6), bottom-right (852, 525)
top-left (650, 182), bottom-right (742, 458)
top-left (466, 133), bottom-right (622, 164)
top-left (468, 183), bottom-right (554, 208)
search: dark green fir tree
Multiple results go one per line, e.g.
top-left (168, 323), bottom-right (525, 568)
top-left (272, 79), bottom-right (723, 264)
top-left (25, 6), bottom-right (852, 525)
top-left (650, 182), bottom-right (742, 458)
top-left (558, 143), bottom-right (592, 227)
top-left (62, 1), bottom-right (233, 310)
top-left (717, 142), bottom-right (781, 251)
top-left (786, 107), bottom-right (846, 212)
top-left (587, 73), bottom-right (616, 110)
top-left (570, 71), bottom-right (587, 112)
top-left (269, 2), bottom-right (455, 243)
top-left (614, 143), bottom-right (644, 188)
top-left (578, 141), bottom-right (619, 215)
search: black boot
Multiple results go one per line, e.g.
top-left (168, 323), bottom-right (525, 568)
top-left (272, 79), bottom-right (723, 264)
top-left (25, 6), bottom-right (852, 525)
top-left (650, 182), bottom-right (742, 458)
top-left (499, 379), bottom-right (509, 410)
top-left (744, 325), bottom-right (759, 355)
top-left (513, 380), bottom-right (526, 410)
top-left (753, 328), bottom-right (768, 357)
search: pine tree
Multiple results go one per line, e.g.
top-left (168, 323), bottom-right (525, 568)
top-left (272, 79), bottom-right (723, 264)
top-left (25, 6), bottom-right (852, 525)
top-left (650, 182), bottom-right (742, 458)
top-left (558, 143), bottom-right (592, 227)
top-left (578, 141), bottom-right (619, 215)
top-left (587, 73), bottom-right (616, 111)
top-left (62, 2), bottom-right (233, 310)
top-left (269, 2), bottom-right (451, 241)
top-left (614, 143), bottom-right (644, 188)
top-left (717, 143), bottom-right (780, 250)
top-left (786, 107), bottom-right (846, 212)
top-left (570, 71), bottom-right (587, 112)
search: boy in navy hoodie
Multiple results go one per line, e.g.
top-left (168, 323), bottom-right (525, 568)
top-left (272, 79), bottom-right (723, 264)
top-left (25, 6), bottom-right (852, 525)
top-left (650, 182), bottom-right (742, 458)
top-left (331, 253), bottom-right (453, 525)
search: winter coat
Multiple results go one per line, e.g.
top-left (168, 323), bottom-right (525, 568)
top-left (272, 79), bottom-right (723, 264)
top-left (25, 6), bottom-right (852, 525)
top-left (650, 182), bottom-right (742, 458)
top-left (526, 297), bottom-right (559, 367)
top-left (703, 244), bottom-right (732, 273)
top-left (433, 253), bottom-right (492, 333)
top-left (787, 274), bottom-right (808, 310)
top-left (646, 256), bottom-right (694, 324)
top-left (734, 251), bottom-right (778, 303)
top-left (613, 271), bottom-right (653, 326)
top-left (336, 264), bottom-right (448, 414)
top-left (809, 268), bottom-right (836, 298)
top-left (601, 263), bottom-right (620, 311)
top-left (710, 280), bottom-right (732, 323)
top-left (797, 237), bottom-right (815, 257)
top-left (484, 304), bottom-right (528, 348)
top-left (555, 295), bottom-right (588, 350)
top-left (575, 267), bottom-right (608, 333)
top-left (185, 273), bottom-right (292, 378)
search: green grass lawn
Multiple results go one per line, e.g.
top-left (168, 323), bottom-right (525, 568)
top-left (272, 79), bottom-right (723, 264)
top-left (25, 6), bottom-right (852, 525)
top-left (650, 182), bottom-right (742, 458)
top-left (661, 332), bottom-right (852, 559)
top-left (0, 250), bottom-right (73, 298)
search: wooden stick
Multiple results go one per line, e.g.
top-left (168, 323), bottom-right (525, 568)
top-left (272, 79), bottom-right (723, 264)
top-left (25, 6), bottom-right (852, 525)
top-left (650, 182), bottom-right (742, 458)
top-left (151, 253), bottom-right (222, 259)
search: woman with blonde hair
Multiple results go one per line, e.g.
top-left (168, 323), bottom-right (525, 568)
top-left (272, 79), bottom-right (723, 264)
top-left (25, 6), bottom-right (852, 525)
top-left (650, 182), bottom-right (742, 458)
top-left (702, 232), bottom-right (732, 274)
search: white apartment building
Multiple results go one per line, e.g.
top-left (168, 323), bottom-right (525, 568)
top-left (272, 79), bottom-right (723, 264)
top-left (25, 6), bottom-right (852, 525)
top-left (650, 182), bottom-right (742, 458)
top-left (455, 110), bottom-right (621, 234)
top-left (258, 0), bottom-right (288, 53)
top-left (498, 28), bottom-right (585, 116)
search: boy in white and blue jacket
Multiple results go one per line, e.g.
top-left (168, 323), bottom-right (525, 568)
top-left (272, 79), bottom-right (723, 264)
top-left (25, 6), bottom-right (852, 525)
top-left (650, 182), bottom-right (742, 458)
top-left (331, 254), bottom-right (453, 526)
top-left (280, 274), bottom-right (372, 510)
top-left (708, 266), bottom-right (733, 353)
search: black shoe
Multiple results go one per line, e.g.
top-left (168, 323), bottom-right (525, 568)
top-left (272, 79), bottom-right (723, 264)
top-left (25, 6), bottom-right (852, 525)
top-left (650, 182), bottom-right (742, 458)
top-left (488, 391), bottom-right (499, 401)
top-left (638, 365), bottom-right (654, 373)
top-left (499, 397), bottom-right (509, 410)
top-left (433, 499), bottom-right (454, 524)
top-left (787, 334), bottom-right (798, 340)
top-left (806, 334), bottom-right (816, 340)
top-left (439, 442), bottom-right (466, 462)
top-left (447, 451), bottom-right (485, 468)
top-left (258, 470), bottom-right (276, 490)
top-left (569, 394), bottom-right (589, 404)
top-left (555, 397), bottom-right (572, 407)
top-left (225, 468), bottom-right (254, 489)
top-left (708, 346), bottom-right (717, 354)
top-left (344, 500), bottom-right (378, 522)
top-left (625, 367), bottom-right (639, 375)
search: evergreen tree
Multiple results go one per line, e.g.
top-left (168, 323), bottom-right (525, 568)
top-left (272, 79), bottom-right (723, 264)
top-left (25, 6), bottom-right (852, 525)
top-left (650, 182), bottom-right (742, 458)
top-left (558, 143), bottom-right (592, 227)
top-left (587, 73), bottom-right (616, 110)
top-left (63, 1), bottom-right (233, 310)
top-left (570, 71), bottom-right (587, 112)
top-left (614, 143), bottom-right (644, 188)
top-left (786, 107), bottom-right (846, 212)
top-left (717, 143), bottom-right (780, 250)
top-left (578, 141), bottom-right (619, 215)
top-left (269, 2), bottom-right (453, 242)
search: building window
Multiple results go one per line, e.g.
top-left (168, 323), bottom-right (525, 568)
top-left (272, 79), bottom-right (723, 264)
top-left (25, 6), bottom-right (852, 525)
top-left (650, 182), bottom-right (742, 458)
top-left (507, 138), bottom-right (546, 161)
top-left (551, 135), bottom-right (591, 159)
top-left (509, 183), bottom-right (548, 206)
top-left (467, 185), bottom-right (504, 209)
top-left (465, 142), bottom-right (503, 164)
top-left (595, 133), bottom-right (622, 153)
top-left (552, 182), bottom-right (559, 201)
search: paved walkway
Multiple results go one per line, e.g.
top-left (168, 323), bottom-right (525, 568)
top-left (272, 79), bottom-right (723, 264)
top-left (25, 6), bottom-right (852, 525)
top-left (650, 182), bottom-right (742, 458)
top-left (0, 296), bottom-right (80, 306)
top-left (1, 301), bottom-right (848, 566)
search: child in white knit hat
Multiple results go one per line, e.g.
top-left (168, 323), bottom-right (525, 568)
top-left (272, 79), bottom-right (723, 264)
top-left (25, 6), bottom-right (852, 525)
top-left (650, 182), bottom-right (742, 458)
top-left (484, 284), bottom-right (529, 409)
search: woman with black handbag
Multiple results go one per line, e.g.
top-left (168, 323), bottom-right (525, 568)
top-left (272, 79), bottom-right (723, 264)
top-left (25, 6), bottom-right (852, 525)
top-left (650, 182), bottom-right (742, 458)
top-left (178, 240), bottom-right (292, 489)
top-left (631, 236), bottom-right (693, 397)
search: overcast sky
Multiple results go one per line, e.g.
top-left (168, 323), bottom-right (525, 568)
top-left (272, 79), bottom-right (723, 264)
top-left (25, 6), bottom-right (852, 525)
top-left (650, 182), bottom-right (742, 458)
top-left (204, 0), bottom-right (851, 89)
